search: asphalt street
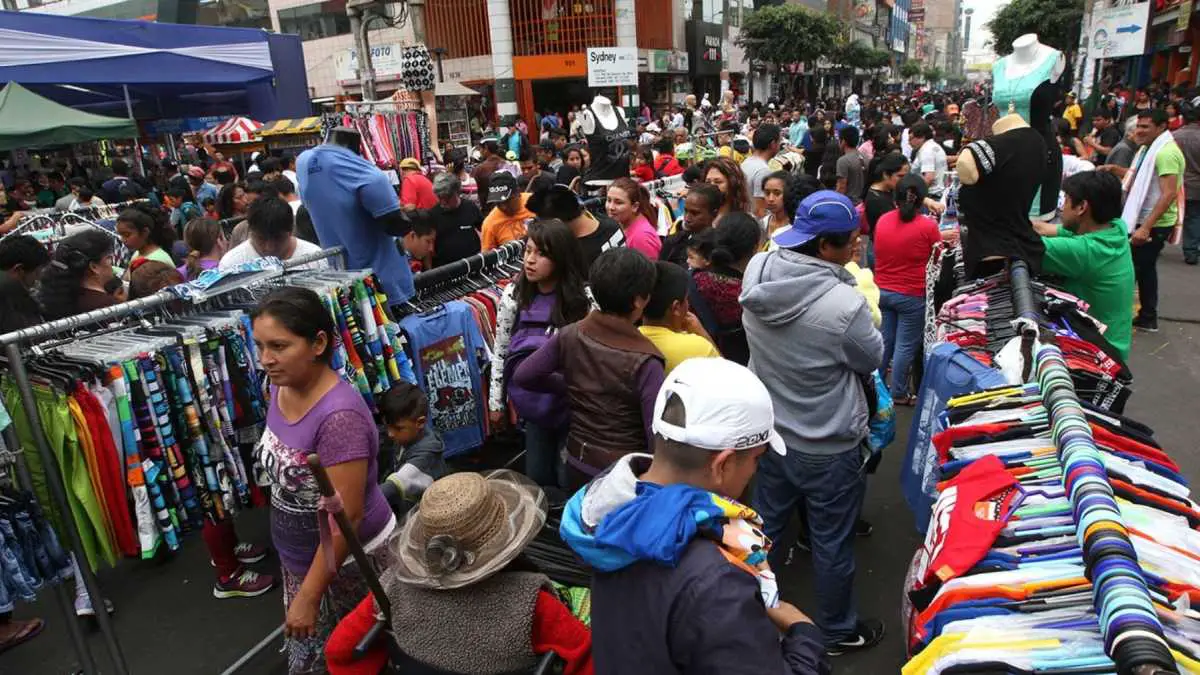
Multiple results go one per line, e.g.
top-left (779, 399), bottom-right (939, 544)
top-left (4, 248), bottom-right (1200, 675)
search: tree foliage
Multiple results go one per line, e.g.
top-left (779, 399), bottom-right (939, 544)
top-left (900, 60), bottom-right (923, 79)
top-left (987, 0), bottom-right (1084, 57)
top-left (738, 4), bottom-right (843, 67)
top-left (923, 65), bottom-right (945, 83)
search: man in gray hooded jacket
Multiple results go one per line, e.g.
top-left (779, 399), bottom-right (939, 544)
top-left (740, 190), bottom-right (885, 657)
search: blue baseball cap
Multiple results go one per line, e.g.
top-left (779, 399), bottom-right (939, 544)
top-left (771, 190), bottom-right (859, 249)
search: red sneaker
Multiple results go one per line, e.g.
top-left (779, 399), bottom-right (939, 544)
top-left (233, 542), bottom-right (268, 564)
top-left (213, 569), bottom-right (276, 599)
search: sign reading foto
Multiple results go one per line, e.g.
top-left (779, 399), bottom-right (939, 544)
top-left (586, 47), bottom-right (638, 87)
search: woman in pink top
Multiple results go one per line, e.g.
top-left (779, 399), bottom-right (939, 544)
top-left (873, 173), bottom-right (942, 403)
top-left (606, 177), bottom-right (662, 259)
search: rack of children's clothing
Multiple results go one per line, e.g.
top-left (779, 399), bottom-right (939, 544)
top-left (393, 240), bottom-right (524, 459)
top-left (900, 342), bottom-right (1196, 674)
top-left (0, 200), bottom-right (147, 265)
top-left (322, 99), bottom-right (434, 170)
top-left (0, 245), bottom-right (424, 675)
top-left (905, 260), bottom-right (1136, 533)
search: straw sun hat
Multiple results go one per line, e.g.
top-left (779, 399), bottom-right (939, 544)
top-left (387, 470), bottom-right (547, 590)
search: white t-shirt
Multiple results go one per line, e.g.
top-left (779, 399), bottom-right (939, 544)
top-left (913, 139), bottom-right (948, 197)
top-left (282, 169), bottom-right (299, 189)
top-left (740, 155), bottom-right (772, 198)
top-left (218, 237), bottom-right (328, 270)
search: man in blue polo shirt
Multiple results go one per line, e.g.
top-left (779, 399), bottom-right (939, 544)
top-left (296, 128), bottom-right (415, 304)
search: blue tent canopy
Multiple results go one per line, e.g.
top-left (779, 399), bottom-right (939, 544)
top-left (0, 12), bottom-right (311, 121)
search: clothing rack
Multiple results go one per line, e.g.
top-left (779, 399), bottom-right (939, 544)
top-left (1034, 344), bottom-right (1178, 674)
top-left (1009, 260), bottom-right (1041, 381)
top-left (412, 239), bottom-right (524, 295)
top-left (0, 245), bottom-right (346, 675)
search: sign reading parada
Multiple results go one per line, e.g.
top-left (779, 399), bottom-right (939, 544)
top-left (586, 47), bottom-right (638, 87)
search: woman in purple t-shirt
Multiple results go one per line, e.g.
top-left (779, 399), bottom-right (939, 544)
top-left (252, 287), bottom-right (393, 674)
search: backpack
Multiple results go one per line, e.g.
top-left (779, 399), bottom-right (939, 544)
top-left (501, 299), bottom-right (570, 429)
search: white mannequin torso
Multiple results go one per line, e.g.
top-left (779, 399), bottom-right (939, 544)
top-left (1004, 34), bottom-right (1066, 84)
top-left (579, 96), bottom-right (625, 136)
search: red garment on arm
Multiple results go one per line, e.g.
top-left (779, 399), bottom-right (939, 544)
top-left (532, 589), bottom-right (594, 675)
top-left (326, 589), bottom-right (594, 675)
top-left (326, 595), bottom-right (387, 675)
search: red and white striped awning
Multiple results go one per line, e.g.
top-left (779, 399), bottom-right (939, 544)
top-left (200, 116), bottom-right (262, 145)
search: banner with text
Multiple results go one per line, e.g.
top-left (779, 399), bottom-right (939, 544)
top-left (1090, 2), bottom-right (1150, 59)
top-left (586, 47), bottom-right (638, 87)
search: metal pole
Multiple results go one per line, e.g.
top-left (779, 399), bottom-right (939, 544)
top-left (0, 423), bottom-right (98, 674)
top-left (348, 5), bottom-right (379, 102)
top-left (3, 343), bottom-right (129, 675)
top-left (122, 85), bottom-right (145, 178)
top-left (218, 625), bottom-right (285, 675)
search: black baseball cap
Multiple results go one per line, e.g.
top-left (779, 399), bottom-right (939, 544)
top-left (486, 173), bottom-right (518, 204)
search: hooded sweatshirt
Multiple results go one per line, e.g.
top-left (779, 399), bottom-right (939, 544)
top-left (561, 454), bottom-right (830, 675)
top-left (740, 249), bottom-right (884, 456)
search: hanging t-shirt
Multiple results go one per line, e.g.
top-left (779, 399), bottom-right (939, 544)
top-left (957, 127), bottom-right (1048, 279)
top-left (297, 143), bottom-right (414, 303)
top-left (583, 110), bottom-right (633, 182)
top-left (400, 301), bottom-right (490, 457)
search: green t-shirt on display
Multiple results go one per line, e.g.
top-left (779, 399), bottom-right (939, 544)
top-left (1041, 219), bottom-right (1135, 360)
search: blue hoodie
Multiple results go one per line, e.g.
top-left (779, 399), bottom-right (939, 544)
top-left (561, 454), bottom-right (831, 675)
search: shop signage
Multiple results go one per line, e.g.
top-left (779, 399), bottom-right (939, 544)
top-left (647, 49), bottom-right (690, 73)
top-left (1089, 1), bottom-right (1151, 59)
top-left (335, 44), bottom-right (406, 85)
top-left (143, 116), bottom-right (226, 136)
top-left (586, 47), bottom-right (639, 87)
top-left (686, 20), bottom-right (724, 76)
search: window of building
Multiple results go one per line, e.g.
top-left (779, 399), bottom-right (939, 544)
top-left (278, 0), bottom-right (352, 41)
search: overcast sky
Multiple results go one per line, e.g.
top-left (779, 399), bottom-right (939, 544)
top-left (963, 0), bottom-right (1006, 58)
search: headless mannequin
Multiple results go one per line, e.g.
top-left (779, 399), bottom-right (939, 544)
top-left (578, 95), bottom-right (626, 136)
top-left (329, 127), bottom-right (413, 237)
top-left (956, 114), bottom-right (1030, 185)
top-left (579, 95), bottom-right (632, 184)
top-left (993, 34), bottom-right (1065, 221)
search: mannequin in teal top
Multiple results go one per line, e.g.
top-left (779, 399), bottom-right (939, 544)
top-left (992, 34), bottom-right (1066, 220)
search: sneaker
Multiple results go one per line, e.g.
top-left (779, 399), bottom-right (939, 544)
top-left (1133, 317), bottom-right (1159, 333)
top-left (210, 542), bottom-right (269, 568)
top-left (233, 542), bottom-right (268, 564)
top-left (213, 569), bottom-right (276, 599)
top-left (1186, 255), bottom-right (1198, 266)
top-left (826, 618), bottom-right (886, 656)
top-left (74, 596), bottom-right (115, 618)
top-left (856, 518), bottom-right (874, 537)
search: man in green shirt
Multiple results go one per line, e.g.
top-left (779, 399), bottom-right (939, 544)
top-left (1101, 108), bottom-right (1183, 332)
top-left (1034, 171), bottom-right (1134, 360)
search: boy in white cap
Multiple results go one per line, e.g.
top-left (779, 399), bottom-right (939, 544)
top-left (561, 357), bottom-right (829, 675)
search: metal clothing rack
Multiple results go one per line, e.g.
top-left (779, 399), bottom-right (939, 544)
top-left (0, 245), bottom-right (346, 675)
top-left (413, 238), bottom-right (524, 294)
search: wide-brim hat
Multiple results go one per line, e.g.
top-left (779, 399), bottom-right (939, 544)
top-left (385, 470), bottom-right (547, 590)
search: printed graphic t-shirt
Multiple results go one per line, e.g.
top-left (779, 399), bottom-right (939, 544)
top-left (259, 379), bottom-right (392, 574)
top-left (400, 300), bottom-right (489, 457)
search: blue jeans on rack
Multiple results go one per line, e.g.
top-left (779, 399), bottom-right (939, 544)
top-left (880, 289), bottom-right (926, 398)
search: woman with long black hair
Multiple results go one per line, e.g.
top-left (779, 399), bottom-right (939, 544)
top-left (38, 230), bottom-right (119, 319)
top-left (489, 219), bottom-right (594, 487)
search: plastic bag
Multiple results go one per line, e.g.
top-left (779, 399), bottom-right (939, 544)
top-left (868, 370), bottom-right (895, 453)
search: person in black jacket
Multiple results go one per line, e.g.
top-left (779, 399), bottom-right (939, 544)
top-left (561, 357), bottom-right (830, 675)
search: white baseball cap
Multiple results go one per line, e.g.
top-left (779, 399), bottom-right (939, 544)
top-left (652, 358), bottom-right (786, 456)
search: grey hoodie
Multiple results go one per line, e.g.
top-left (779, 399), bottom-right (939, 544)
top-left (739, 249), bottom-right (884, 456)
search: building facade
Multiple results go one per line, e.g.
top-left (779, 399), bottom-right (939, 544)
top-left (921, 0), bottom-right (961, 76)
